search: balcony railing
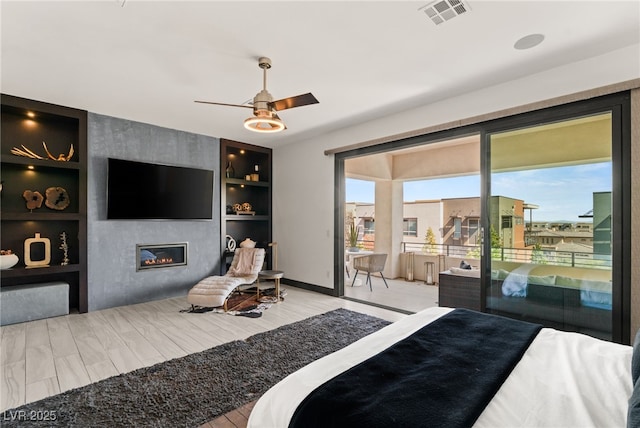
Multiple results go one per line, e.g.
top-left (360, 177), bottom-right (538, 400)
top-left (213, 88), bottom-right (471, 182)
top-left (400, 242), bottom-right (612, 270)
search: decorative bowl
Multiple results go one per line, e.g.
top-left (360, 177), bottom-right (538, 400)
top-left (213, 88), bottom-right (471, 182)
top-left (0, 254), bottom-right (19, 269)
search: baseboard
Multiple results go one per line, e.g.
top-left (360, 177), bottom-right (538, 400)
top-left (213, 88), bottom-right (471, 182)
top-left (341, 296), bottom-right (415, 315)
top-left (281, 278), bottom-right (338, 297)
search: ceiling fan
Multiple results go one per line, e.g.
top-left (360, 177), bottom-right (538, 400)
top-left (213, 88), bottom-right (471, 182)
top-left (195, 57), bottom-right (319, 133)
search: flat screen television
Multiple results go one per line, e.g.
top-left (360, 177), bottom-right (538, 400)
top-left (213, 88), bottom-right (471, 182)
top-left (107, 158), bottom-right (214, 220)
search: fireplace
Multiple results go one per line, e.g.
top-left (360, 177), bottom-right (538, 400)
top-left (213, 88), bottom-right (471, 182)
top-left (136, 243), bottom-right (187, 271)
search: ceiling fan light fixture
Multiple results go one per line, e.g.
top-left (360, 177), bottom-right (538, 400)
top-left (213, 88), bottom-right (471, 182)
top-left (244, 110), bottom-right (285, 133)
top-left (196, 57), bottom-right (317, 134)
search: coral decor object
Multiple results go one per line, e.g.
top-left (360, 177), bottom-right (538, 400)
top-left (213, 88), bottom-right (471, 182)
top-left (43, 141), bottom-right (74, 161)
top-left (59, 232), bottom-right (70, 266)
top-left (11, 144), bottom-right (44, 159)
top-left (232, 202), bottom-right (255, 215)
top-left (10, 141), bottom-right (74, 161)
top-left (233, 202), bottom-right (256, 215)
top-left (45, 186), bottom-right (70, 210)
top-left (23, 190), bottom-right (44, 210)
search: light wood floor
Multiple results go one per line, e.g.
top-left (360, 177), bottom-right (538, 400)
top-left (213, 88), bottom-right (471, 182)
top-left (0, 287), bottom-right (406, 416)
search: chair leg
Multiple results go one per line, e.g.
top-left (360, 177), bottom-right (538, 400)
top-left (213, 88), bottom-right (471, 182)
top-left (351, 271), bottom-right (359, 287)
top-left (366, 272), bottom-right (372, 291)
top-left (380, 272), bottom-right (389, 288)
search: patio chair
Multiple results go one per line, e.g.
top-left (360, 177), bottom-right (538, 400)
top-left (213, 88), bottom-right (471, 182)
top-left (187, 247), bottom-right (265, 311)
top-left (351, 253), bottom-right (389, 291)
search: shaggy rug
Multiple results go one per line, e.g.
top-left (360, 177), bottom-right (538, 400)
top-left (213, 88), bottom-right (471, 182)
top-left (1, 308), bottom-right (391, 427)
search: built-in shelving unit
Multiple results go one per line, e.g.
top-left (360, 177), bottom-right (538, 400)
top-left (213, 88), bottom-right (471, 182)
top-left (1, 94), bottom-right (88, 312)
top-left (220, 139), bottom-right (272, 273)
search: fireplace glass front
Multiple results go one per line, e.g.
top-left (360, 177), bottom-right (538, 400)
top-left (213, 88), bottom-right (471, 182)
top-left (136, 243), bottom-right (187, 271)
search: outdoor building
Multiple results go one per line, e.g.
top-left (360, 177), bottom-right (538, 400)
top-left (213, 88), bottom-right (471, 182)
top-left (347, 195), bottom-right (543, 254)
top-left (347, 193), bottom-right (609, 270)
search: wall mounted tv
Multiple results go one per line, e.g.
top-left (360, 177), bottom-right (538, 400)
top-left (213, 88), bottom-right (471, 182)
top-left (107, 158), bottom-right (214, 220)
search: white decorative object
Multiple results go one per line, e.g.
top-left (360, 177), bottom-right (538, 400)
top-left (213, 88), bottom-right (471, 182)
top-left (24, 233), bottom-right (51, 267)
top-left (226, 235), bottom-right (236, 252)
top-left (0, 254), bottom-right (19, 270)
top-left (240, 238), bottom-right (256, 248)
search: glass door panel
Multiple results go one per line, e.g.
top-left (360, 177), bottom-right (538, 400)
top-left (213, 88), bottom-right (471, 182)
top-left (486, 113), bottom-right (613, 341)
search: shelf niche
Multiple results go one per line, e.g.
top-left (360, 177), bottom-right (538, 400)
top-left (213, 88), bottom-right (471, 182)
top-left (221, 139), bottom-right (272, 274)
top-left (1, 94), bottom-right (88, 313)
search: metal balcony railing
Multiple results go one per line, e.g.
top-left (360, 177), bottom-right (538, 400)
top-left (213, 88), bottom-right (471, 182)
top-left (399, 242), bottom-right (612, 270)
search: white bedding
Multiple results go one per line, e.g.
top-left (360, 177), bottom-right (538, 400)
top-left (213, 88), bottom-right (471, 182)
top-left (248, 307), bottom-right (633, 428)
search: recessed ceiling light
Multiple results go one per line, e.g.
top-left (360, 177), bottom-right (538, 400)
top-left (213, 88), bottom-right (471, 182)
top-left (514, 34), bottom-right (545, 50)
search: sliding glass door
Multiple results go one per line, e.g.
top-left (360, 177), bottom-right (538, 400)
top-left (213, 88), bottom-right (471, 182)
top-left (484, 95), bottom-right (630, 343)
top-left (335, 91), bottom-right (630, 343)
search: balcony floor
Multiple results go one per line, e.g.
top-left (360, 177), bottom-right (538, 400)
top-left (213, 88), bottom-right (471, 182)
top-left (343, 274), bottom-right (439, 313)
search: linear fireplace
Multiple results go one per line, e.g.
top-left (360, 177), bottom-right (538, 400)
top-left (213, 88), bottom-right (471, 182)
top-left (136, 243), bottom-right (188, 271)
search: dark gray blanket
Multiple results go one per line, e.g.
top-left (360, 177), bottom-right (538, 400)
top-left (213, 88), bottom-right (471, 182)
top-left (289, 309), bottom-right (542, 428)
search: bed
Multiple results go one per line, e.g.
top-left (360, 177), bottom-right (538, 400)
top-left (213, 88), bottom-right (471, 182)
top-left (247, 307), bottom-right (639, 428)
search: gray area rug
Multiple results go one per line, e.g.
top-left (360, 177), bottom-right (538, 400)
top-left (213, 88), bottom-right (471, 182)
top-left (1, 308), bottom-right (391, 427)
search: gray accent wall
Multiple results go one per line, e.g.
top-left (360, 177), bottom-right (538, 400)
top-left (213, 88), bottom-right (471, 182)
top-left (87, 113), bottom-right (220, 311)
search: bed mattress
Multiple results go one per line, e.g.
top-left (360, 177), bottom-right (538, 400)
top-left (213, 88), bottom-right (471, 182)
top-left (247, 307), bottom-right (633, 428)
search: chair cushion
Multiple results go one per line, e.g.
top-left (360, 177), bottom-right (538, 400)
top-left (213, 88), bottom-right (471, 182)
top-left (187, 276), bottom-right (245, 307)
top-left (187, 247), bottom-right (265, 308)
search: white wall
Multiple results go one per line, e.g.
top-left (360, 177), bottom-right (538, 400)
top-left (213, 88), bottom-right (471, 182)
top-left (273, 44), bottom-right (640, 292)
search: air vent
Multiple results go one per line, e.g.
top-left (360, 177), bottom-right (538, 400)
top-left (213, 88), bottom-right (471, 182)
top-left (419, 0), bottom-right (471, 25)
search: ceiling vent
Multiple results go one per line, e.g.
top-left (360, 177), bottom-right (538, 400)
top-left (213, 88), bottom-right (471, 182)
top-left (419, 0), bottom-right (471, 25)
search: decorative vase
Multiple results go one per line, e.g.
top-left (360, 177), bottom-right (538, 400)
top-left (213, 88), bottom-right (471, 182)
top-left (24, 233), bottom-right (51, 267)
top-left (240, 238), bottom-right (256, 248)
top-left (225, 161), bottom-right (235, 178)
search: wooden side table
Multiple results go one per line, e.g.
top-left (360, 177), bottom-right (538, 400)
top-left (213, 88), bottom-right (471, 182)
top-left (258, 270), bottom-right (284, 301)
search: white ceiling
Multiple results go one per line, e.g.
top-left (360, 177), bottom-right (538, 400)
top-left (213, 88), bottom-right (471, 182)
top-left (2, 1), bottom-right (639, 148)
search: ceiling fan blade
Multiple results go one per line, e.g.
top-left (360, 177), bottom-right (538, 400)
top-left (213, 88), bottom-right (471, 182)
top-left (194, 100), bottom-right (253, 109)
top-left (270, 93), bottom-right (319, 111)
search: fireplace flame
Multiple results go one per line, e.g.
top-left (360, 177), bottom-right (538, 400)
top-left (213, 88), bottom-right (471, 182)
top-left (144, 257), bottom-right (174, 266)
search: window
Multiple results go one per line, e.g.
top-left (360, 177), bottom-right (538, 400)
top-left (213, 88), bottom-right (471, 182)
top-left (403, 218), bottom-right (417, 236)
top-left (363, 218), bottom-right (375, 234)
top-left (468, 218), bottom-right (479, 244)
top-left (453, 217), bottom-right (462, 239)
top-left (487, 105), bottom-right (628, 343)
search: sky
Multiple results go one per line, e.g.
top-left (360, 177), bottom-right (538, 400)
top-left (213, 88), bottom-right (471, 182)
top-left (346, 162), bottom-right (612, 222)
